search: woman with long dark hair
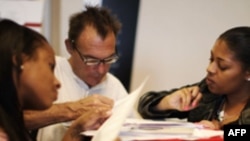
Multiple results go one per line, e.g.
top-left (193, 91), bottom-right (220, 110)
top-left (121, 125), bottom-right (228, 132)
top-left (0, 19), bottom-right (111, 141)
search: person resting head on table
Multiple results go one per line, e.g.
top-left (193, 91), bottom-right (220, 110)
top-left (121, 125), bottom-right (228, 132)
top-left (138, 26), bottom-right (250, 130)
top-left (0, 19), bottom-right (111, 141)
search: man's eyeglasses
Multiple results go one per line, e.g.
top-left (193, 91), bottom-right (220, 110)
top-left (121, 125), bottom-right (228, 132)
top-left (74, 46), bottom-right (119, 66)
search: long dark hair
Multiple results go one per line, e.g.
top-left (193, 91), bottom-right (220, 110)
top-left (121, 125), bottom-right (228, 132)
top-left (0, 19), bottom-right (47, 141)
top-left (218, 26), bottom-right (250, 70)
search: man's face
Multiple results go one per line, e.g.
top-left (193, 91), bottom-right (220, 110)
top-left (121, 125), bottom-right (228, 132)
top-left (69, 26), bottom-right (117, 87)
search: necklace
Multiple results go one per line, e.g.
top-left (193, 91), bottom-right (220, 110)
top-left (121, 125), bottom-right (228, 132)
top-left (217, 95), bottom-right (249, 124)
top-left (218, 110), bottom-right (224, 122)
top-left (217, 101), bottom-right (243, 123)
top-left (217, 97), bottom-right (225, 122)
top-left (218, 110), bottom-right (238, 122)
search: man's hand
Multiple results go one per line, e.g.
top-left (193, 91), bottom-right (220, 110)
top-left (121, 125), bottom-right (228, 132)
top-left (62, 108), bottom-right (112, 141)
top-left (67, 94), bottom-right (114, 120)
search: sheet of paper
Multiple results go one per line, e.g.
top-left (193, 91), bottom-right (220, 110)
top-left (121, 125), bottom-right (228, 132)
top-left (83, 76), bottom-right (223, 141)
top-left (83, 118), bottom-right (223, 141)
top-left (119, 118), bottom-right (223, 141)
top-left (90, 77), bottom-right (149, 141)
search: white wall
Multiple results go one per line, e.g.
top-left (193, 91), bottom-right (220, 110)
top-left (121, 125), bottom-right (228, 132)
top-left (130, 0), bottom-right (250, 94)
top-left (40, 0), bottom-right (83, 57)
top-left (57, 0), bottom-right (83, 58)
top-left (50, 0), bottom-right (102, 58)
top-left (44, 0), bottom-right (250, 94)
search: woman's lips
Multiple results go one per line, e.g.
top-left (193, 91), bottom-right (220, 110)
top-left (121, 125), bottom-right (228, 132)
top-left (206, 77), bottom-right (214, 85)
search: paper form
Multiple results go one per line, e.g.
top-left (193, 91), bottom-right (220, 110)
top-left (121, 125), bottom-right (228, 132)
top-left (90, 77), bottom-right (149, 141)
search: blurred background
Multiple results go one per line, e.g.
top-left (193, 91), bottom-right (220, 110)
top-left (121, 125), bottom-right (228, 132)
top-left (1, 0), bottom-right (250, 94)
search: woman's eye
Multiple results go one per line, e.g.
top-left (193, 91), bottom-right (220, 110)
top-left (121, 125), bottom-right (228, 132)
top-left (218, 64), bottom-right (228, 71)
top-left (49, 63), bottom-right (55, 71)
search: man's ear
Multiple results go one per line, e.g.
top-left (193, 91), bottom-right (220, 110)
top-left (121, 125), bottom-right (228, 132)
top-left (65, 39), bottom-right (74, 54)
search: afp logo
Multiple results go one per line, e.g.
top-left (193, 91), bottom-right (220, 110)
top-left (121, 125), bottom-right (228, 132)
top-left (224, 125), bottom-right (250, 141)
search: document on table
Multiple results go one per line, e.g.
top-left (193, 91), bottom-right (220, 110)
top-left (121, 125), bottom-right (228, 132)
top-left (82, 77), bottom-right (223, 141)
top-left (119, 118), bottom-right (223, 141)
top-left (89, 77), bottom-right (149, 141)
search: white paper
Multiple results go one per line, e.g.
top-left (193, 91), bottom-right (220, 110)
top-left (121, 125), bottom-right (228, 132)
top-left (82, 77), bottom-right (223, 141)
top-left (119, 118), bottom-right (223, 141)
top-left (90, 77), bottom-right (149, 141)
top-left (83, 118), bottom-right (223, 141)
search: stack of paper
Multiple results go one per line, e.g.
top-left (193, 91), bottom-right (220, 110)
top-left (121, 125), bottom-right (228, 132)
top-left (119, 118), bottom-right (223, 141)
top-left (82, 78), bottom-right (223, 141)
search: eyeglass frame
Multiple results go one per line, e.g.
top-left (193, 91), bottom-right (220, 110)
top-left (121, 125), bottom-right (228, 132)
top-left (71, 40), bottom-right (119, 66)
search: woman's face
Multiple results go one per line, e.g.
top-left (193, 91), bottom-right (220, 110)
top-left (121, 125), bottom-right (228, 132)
top-left (206, 39), bottom-right (248, 95)
top-left (17, 43), bottom-right (60, 110)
